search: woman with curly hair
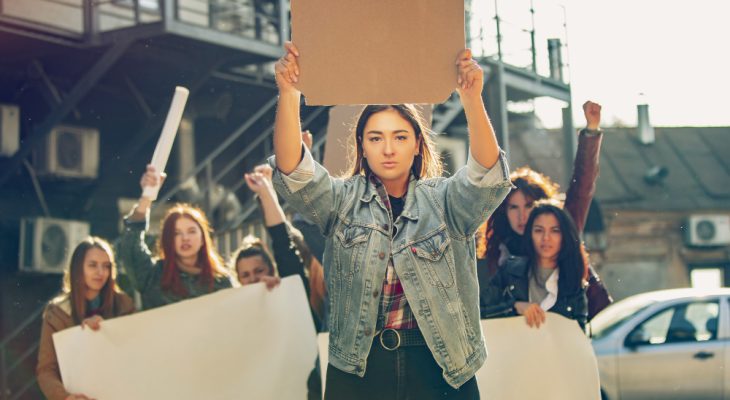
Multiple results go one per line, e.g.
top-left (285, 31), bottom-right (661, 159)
top-left (476, 101), bottom-right (611, 319)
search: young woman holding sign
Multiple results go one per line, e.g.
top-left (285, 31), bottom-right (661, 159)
top-left (237, 163), bottom-right (326, 320)
top-left (481, 202), bottom-right (589, 329)
top-left (118, 167), bottom-right (233, 310)
top-left (36, 237), bottom-right (135, 400)
top-left (270, 42), bottom-right (511, 399)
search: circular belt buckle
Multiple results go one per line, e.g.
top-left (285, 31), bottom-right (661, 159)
top-left (380, 328), bottom-right (401, 351)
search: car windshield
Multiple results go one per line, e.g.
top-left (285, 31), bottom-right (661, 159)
top-left (591, 296), bottom-right (657, 340)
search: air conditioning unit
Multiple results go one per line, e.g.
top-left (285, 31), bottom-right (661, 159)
top-left (0, 104), bottom-right (20, 156)
top-left (685, 215), bottom-right (730, 247)
top-left (34, 124), bottom-right (99, 178)
top-left (19, 217), bottom-right (90, 274)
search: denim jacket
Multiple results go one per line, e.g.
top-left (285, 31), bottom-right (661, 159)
top-left (270, 147), bottom-right (511, 388)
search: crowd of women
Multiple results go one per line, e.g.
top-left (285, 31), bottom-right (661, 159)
top-left (35, 40), bottom-right (612, 400)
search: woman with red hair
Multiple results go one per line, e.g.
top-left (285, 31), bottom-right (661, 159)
top-left (118, 165), bottom-right (233, 310)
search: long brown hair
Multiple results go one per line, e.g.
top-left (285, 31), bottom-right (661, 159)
top-left (62, 237), bottom-right (121, 325)
top-left (158, 204), bottom-right (227, 298)
top-left (476, 167), bottom-right (560, 275)
top-left (348, 104), bottom-right (442, 179)
top-left (523, 202), bottom-right (589, 293)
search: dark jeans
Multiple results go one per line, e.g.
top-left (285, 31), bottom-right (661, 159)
top-left (324, 338), bottom-right (479, 400)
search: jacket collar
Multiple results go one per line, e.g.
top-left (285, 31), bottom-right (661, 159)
top-left (359, 173), bottom-right (419, 221)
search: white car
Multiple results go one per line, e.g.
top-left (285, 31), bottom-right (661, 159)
top-left (591, 288), bottom-right (730, 400)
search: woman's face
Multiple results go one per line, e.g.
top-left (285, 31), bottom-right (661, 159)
top-left (174, 216), bottom-right (203, 259)
top-left (361, 109), bottom-right (420, 186)
top-left (531, 213), bottom-right (562, 263)
top-left (506, 189), bottom-right (535, 236)
top-left (83, 247), bottom-right (111, 298)
top-left (236, 255), bottom-right (272, 286)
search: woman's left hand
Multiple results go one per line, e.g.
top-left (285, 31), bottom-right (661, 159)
top-left (514, 301), bottom-right (546, 329)
top-left (583, 100), bottom-right (602, 130)
top-left (455, 49), bottom-right (484, 99)
top-left (81, 315), bottom-right (103, 331)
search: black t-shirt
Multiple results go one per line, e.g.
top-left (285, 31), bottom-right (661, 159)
top-left (389, 195), bottom-right (404, 221)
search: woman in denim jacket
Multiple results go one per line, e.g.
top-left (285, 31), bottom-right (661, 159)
top-left (269, 42), bottom-right (512, 399)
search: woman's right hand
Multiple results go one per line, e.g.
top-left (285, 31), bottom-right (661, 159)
top-left (81, 315), bottom-right (103, 331)
top-left (139, 164), bottom-right (166, 191)
top-left (134, 164), bottom-right (166, 215)
top-left (260, 275), bottom-right (281, 291)
top-left (274, 41), bottom-right (301, 95)
top-left (514, 301), bottom-right (546, 328)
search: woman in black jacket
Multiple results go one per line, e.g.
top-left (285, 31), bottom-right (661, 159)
top-left (482, 201), bottom-right (588, 329)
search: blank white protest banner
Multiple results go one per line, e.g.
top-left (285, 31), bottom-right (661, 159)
top-left (54, 276), bottom-right (317, 400)
top-left (318, 313), bottom-right (599, 399)
top-left (480, 313), bottom-right (600, 399)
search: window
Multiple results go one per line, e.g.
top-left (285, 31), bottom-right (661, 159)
top-left (111, 0), bottom-right (160, 10)
top-left (627, 301), bottom-right (719, 346)
top-left (691, 268), bottom-right (723, 289)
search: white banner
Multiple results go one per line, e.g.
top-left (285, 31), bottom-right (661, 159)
top-left (54, 276), bottom-right (318, 400)
top-left (479, 314), bottom-right (600, 399)
top-left (317, 313), bottom-right (600, 399)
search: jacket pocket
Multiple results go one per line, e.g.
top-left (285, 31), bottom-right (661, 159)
top-left (410, 228), bottom-right (455, 288)
top-left (334, 224), bottom-right (370, 277)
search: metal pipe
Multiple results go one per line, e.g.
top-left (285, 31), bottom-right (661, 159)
top-left (547, 38), bottom-right (563, 82)
top-left (494, 0), bottom-right (502, 61)
top-left (530, 0), bottom-right (536, 72)
top-left (22, 160), bottom-right (51, 217)
top-left (637, 103), bottom-right (654, 145)
top-left (133, 0), bottom-right (141, 24)
top-left (5, 343), bottom-right (39, 374)
top-left (0, 307), bottom-right (45, 349)
top-left (224, 106), bottom-right (327, 192)
top-left (278, 0), bottom-right (288, 45)
top-left (1, 347), bottom-right (7, 400)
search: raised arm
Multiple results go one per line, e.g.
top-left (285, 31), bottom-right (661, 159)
top-left (564, 100), bottom-right (603, 233)
top-left (456, 49), bottom-right (500, 169)
top-left (245, 164), bottom-right (285, 227)
top-left (441, 50), bottom-right (512, 238)
top-left (274, 41), bottom-right (304, 174)
top-left (117, 165), bottom-right (164, 292)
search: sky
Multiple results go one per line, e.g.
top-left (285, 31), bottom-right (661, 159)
top-left (470, 0), bottom-right (730, 128)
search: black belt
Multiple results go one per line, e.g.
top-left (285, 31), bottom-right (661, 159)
top-left (376, 328), bottom-right (427, 351)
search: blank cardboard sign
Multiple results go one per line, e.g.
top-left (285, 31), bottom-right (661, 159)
top-left (292, 0), bottom-right (464, 105)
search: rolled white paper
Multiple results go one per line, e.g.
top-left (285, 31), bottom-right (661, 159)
top-left (142, 86), bottom-right (189, 200)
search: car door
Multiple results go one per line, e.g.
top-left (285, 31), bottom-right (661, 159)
top-left (615, 299), bottom-right (723, 400)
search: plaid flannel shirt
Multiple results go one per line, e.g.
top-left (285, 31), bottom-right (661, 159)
top-left (370, 175), bottom-right (419, 331)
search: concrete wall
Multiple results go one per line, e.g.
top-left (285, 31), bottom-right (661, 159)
top-left (589, 210), bottom-right (730, 300)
